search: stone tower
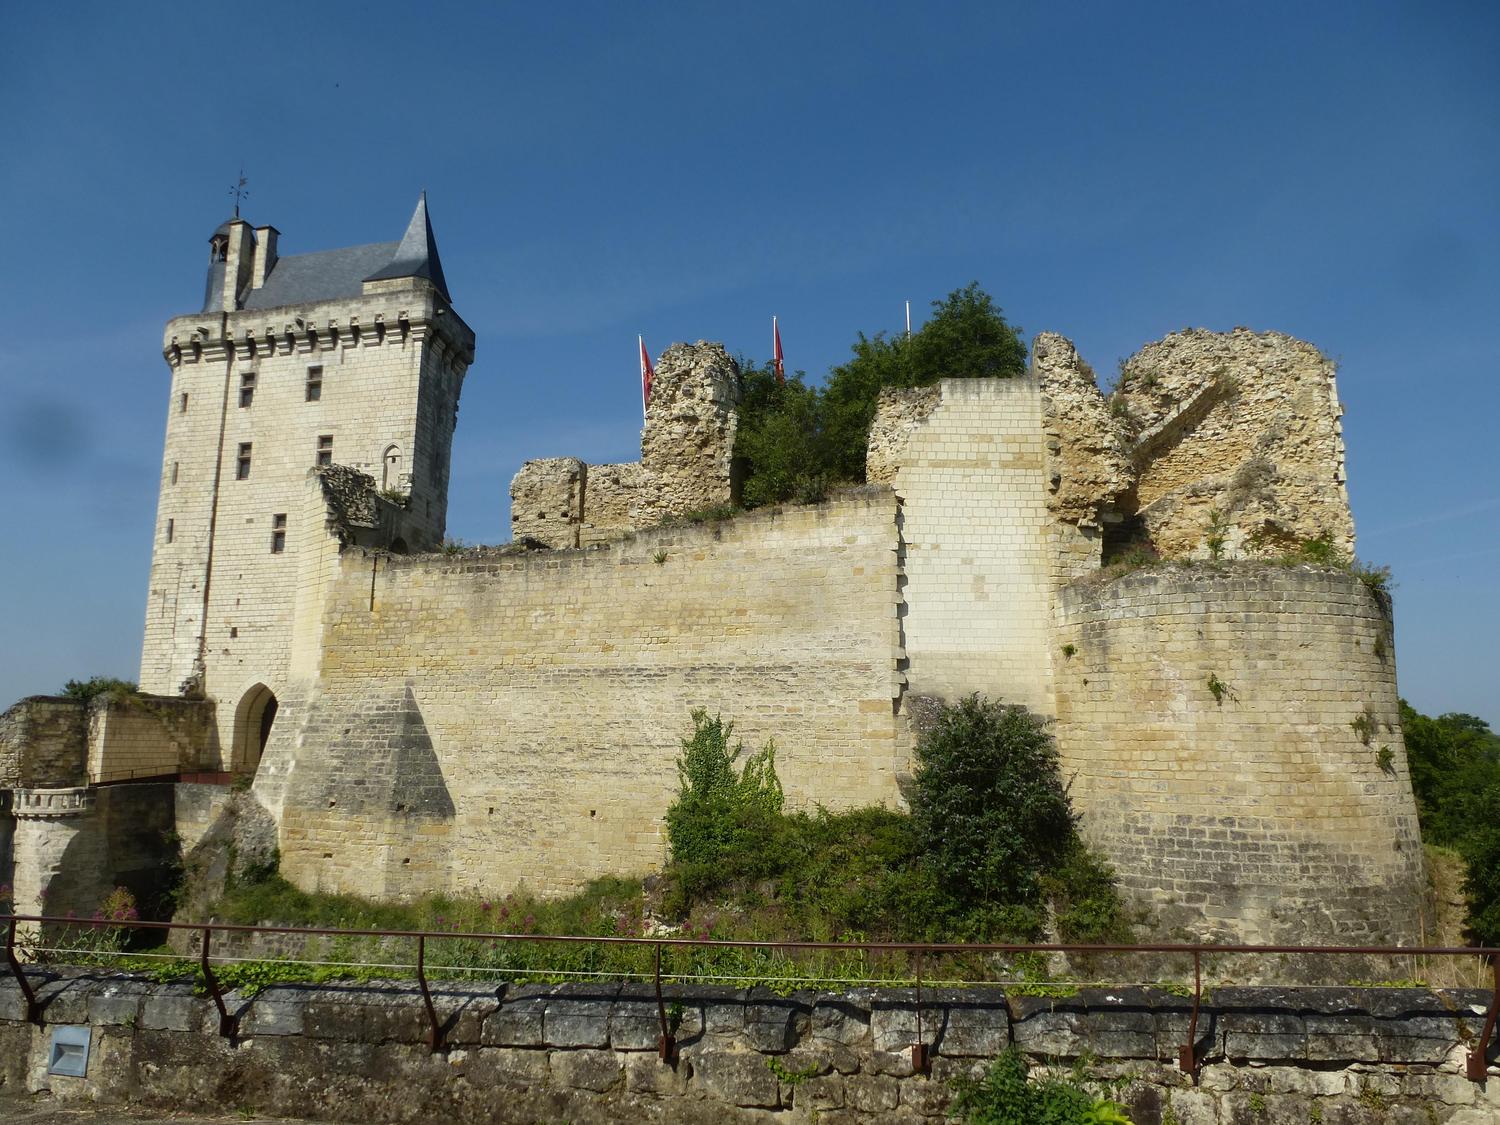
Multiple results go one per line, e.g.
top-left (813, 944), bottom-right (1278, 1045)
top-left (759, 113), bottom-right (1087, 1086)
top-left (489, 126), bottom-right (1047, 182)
top-left (140, 195), bottom-right (475, 772)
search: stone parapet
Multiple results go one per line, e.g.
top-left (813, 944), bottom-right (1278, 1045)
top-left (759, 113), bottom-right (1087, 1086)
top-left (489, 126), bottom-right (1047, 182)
top-left (2, 974), bottom-right (1496, 1122)
top-left (11, 786), bottom-right (96, 820)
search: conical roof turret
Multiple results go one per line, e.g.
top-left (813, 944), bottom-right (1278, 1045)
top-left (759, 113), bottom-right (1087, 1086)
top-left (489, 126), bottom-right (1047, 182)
top-left (363, 192), bottom-right (450, 300)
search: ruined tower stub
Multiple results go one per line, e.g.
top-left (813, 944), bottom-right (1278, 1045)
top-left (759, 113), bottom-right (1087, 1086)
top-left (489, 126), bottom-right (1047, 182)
top-left (141, 195), bottom-right (475, 771)
top-left (509, 341), bottom-right (740, 547)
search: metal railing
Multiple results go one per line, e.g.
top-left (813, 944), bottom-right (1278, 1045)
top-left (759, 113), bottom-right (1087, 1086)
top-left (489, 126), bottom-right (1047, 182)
top-left (4, 912), bottom-right (1497, 1081)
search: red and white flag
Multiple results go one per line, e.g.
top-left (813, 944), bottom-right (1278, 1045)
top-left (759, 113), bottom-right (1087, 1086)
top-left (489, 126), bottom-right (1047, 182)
top-left (639, 335), bottom-right (654, 418)
top-left (773, 316), bottom-right (785, 384)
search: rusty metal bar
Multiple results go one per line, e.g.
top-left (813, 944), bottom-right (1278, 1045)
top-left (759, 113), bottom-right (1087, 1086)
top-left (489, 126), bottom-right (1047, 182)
top-left (911, 947), bottom-right (929, 1075)
top-left (5, 916), bottom-right (37, 1023)
top-left (199, 926), bottom-right (232, 1038)
top-left (654, 942), bottom-right (676, 1064)
top-left (1468, 957), bottom-right (1499, 1081)
top-left (416, 933), bottom-right (442, 1052)
top-left (1179, 949), bottom-right (1202, 1079)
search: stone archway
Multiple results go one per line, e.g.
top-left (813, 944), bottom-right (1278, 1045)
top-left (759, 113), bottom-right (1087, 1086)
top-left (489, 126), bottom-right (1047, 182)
top-left (233, 683), bottom-right (278, 775)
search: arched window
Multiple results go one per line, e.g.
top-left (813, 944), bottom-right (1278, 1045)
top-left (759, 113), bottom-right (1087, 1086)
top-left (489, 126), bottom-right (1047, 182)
top-left (382, 444), bottom-right (403, 491)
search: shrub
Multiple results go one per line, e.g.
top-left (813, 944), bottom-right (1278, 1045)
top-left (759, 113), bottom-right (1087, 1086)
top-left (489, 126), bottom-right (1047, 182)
top-left (908, 696), bottom-right (1078, 938)
top-left (951, 1047), bottom-right (1133, 1124)
top-left (664, 711), bottom-right (785, 903)
top-left (61, 676), bottom-right (138, 703)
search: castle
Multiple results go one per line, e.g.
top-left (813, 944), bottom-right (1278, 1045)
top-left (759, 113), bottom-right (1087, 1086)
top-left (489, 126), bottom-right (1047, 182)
top-left (0, 202), bottom-right (1425, 946)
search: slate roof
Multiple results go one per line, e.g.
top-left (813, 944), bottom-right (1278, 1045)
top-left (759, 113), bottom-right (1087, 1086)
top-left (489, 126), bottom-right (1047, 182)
top-left (240, 241), bottom-right (400, 311)
top-left (211, 195), bottom-right (451, 313)
top-left (362, 192), bottom-right (450, 300)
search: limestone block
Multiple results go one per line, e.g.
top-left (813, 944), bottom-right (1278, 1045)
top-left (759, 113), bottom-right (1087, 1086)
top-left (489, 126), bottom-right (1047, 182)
top-left (692, 1050), bottom-right (782, 1108)
top-left (548, 1047), bottom-right (622, 1091)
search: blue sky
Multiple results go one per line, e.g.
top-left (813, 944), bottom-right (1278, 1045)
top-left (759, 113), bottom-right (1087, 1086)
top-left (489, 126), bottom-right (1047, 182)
top-left (1, 1), bottom-right (1496, 723)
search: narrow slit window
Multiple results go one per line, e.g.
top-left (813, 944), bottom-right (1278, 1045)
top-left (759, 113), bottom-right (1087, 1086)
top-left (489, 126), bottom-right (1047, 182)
top-left (236, 442), bottom-right (252, 480)
top-left (170, 462), bottom-right (179, 485)
top-left (271, 513), bottom-right (287, 554)
top-left (316, 434), bottom-right (333, 467)
top-left (165, 518), bottom-right (174, 543)
top-left (179, 392), bottom-right (189, 413)
top-left (239, 372), bottom-right (256, 408)
top-left (306, 365), bottom-right (323, 402)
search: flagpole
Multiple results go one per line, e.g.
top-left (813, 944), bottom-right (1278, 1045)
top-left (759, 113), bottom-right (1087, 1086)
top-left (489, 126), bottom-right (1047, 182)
top-left (905, 300), bottom-right (911, 338)
top-left (639, 335), bottom-right (647, 422)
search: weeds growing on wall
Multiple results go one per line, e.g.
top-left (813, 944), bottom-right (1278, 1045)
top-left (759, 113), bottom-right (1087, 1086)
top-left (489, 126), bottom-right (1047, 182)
top-left (950, 1048), bottom-right (1133, 1125)
top-left (60, 676), bottom-right (139, 703)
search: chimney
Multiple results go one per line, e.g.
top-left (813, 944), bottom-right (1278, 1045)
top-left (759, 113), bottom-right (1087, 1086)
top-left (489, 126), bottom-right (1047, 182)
top-left (251, 226), bottom-right (279, 290)
top-left (220, 220), bottom-right (255, 310)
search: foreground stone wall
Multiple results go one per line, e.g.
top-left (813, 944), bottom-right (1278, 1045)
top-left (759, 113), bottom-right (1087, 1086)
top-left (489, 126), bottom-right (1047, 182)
top-left (255, 493), bottom-right (909, 901)
top-left (1054, 564), bottom-right (1424, 945)
top-left (3, 973), bottom-right (1497, 1123)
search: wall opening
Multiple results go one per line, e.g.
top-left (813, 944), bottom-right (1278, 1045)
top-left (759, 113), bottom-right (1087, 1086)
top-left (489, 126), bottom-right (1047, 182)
top-left (233, 683), bottom-right (279, 774)
top-left (382, 444), bottom-right (403, 490)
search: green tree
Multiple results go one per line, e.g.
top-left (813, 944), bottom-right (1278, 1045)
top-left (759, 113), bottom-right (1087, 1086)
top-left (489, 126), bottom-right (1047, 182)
top-left (907, 695), bottom-right (1080, 937)
top-left (1401, 699), bottom-right (1500, 847)
top-left (61, 676), bottom-right (138, 703)
top-left (733, 359), bottom-right (828, 508)
top-left (820, 282), bottom-right (1026, 481)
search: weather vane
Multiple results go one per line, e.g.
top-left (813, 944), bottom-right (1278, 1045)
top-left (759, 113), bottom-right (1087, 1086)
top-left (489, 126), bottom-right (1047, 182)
top-left (229, 168), bottom-right (249, 217)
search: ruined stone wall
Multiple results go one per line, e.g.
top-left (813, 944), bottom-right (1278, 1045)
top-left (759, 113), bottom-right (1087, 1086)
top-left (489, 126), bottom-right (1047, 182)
top-left (580, 463), bottom-right (648, 547)
top-left (5, 974), bottom-right (1497, 1124)
top-left (1115, 328), bottom-right (1353, 559)
top-left (1054, 564), bottom-right (1423, 944)
top-left (872, 377), bottom-right (1058, 714)
top-left (85, 697), bottom-right (214, 784)
top-left (507, 343), bottom-right (739, 549)
top-left (510, 457), bottom-right (586, 547)
top-left (255, 494), bottom-right (908, 900)
top-left (0, 698), bottom-right (87, 789)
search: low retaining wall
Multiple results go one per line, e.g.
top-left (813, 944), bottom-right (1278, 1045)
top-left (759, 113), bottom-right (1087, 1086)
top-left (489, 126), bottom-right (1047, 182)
top-left (3, 973), bottom-right (1499, 1123)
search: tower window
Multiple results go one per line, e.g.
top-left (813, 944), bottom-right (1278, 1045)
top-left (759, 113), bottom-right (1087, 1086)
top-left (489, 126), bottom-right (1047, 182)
top-left (316, 434), bottom-right (333, 467)
top-left (239, 372), bottom-right (256, 408)
top-left (271, 513), bottom-right (287, 554)
top-left (236, 442), bottom-right (252, 480)
top-left (165, 518), bottom-right (174, 543)
top-left (306, 365), bottom-right (323, 402)
top-left (170, 462), bottom-right (179, 485)
top-left (179, 392), bottom-right (189, 413)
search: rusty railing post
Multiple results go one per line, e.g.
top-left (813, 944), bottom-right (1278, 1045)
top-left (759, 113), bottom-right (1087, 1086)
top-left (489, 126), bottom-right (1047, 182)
top-left (5, 916), bottom-right (38, 1024)
top-left (655, 941), bottom-right (677, 1065)
top-left (1467, 956), bottom-right (1499, 1081)
top-left (200, 925), bottom-right (233, 1038)
top-left (911, 947), bottom-right (930, 1075)
top-left (416, 933), bottom-right (442, 1052)
top-left (1178, 949), bottom-right (1202, 1079)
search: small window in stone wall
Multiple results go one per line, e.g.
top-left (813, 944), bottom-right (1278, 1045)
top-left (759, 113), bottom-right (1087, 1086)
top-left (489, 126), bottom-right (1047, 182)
top-left (165, 518), bottom-right (174, 543)
top-left (306, 366), bottom-right (323, 402)
top-left (239, 372), bottom-right (256, 408)
top-left (179, 392), bottom-right (188, 413)
top-left (236, 443), bottom-right (252, 480)
top-left (316, 434), bottom-right (333, 467)
top-left (271, 513), bottom-right (286, 554)
top-left (170, 462), bottom-right (179, 485)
